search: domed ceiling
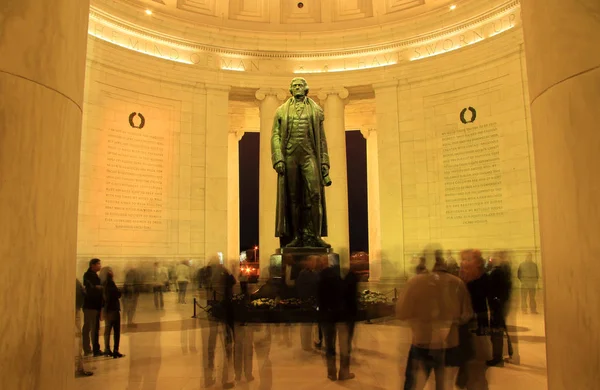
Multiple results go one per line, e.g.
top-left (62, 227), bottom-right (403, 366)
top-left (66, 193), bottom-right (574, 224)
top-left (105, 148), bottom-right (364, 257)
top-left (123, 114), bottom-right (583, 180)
top-left (98, 0), bottom-right (459, 31)
top-left (88, 0), bottom-right (521, 74)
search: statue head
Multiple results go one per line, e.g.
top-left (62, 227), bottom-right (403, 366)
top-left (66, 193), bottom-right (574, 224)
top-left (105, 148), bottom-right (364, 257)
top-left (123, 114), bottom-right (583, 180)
top-left (289, 77), bottom-right (309, 98)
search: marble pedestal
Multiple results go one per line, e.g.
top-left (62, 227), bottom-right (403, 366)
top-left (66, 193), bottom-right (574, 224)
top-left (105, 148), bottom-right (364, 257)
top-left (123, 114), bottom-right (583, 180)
top-left (252, 248), bottom-right (339, 300)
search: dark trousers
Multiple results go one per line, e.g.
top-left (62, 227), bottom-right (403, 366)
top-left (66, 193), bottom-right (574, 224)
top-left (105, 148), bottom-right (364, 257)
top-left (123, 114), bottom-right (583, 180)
top-left (489, 302), bottom-right (509, 360)
top-left (521, 288), bottom-right (537, 312)
top-left (240, 281), bottom-right (249, 296)
top-left (153, 285), bottom-right (164, 309)
top-left (82, 308), bottom-right (101, 353)
top-left (321, 322), bottom-right (353, 378)
top-left (104, 310), bottom-right (121, 353)
top-left (234, 324), bottom-right (254, 379)
top-left (404, 345), bottom-right (462, 390)
top-left (178, 281), bottom-right (188, 303)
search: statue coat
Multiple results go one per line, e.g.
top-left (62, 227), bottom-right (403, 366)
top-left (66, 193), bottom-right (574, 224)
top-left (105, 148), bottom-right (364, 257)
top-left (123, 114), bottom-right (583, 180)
top-left (271, 96), bottom-right (329, 239)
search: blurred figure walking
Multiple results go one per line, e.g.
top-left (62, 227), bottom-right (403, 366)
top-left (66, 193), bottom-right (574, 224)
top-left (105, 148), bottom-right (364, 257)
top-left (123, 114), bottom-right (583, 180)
top-left (176, 260), bottom-right (191, 304)
top-left (518, 253), bottom-right (539, 314)
top-left (122, 264), bottom-right (140, 328)
top-left (153, 262), bottom-right (168, 310)
top-left (486, 251), bottom-right (513, 367)
top-left (456, 250), bottom-right (490, 389)
top-left (397, 245), bottom-right (473, 390)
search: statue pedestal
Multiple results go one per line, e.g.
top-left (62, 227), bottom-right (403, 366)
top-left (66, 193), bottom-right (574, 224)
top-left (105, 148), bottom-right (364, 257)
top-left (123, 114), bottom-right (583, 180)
top-left (252, 247), bottom-right (339, 300)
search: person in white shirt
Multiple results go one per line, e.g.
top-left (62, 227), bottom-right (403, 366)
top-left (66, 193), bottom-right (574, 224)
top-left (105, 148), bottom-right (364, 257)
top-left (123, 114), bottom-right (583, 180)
top-left (176, 260), bottom-right (191, 304)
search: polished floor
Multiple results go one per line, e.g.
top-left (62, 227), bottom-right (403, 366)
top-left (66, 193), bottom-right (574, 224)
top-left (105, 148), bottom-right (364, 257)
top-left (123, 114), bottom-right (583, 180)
top-left (76, 290), bottom-right (548, 390)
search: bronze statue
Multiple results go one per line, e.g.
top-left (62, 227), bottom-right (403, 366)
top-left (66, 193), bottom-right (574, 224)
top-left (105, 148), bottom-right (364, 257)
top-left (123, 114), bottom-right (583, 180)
top-left (271, 78), bottom-right (332, 248)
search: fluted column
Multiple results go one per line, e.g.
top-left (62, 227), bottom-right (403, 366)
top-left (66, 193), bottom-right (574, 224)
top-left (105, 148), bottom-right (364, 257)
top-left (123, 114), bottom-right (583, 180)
top-left (520, 2), bottom-right (600, 389)
top-left (361, 127), bottom-right (382, 282)
top-left (227, 128), bottom-right (245, 264)
top-left (373, 81), bottom-right (404, 282)
top-left (204, 84), bottom-right (231, 260)
top-left (0, 0), bottom-right (90, 389)
top-left (318, 87), bottom-right (350, 269)
top-left (255, 88), bottom-right (287, 277)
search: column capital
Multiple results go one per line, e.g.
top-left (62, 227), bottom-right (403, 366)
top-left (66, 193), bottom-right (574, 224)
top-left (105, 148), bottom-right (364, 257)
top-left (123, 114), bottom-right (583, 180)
top-left (229, 127), bottom-right (245, 141)
top-left (317, 87), bottom-right (349, 101)
top-left (359, 126), bottom-right (377, 139)
top-left (255, 88), bottom-right (288, 101)
top-left (372, 80), bottom-right (399, 92)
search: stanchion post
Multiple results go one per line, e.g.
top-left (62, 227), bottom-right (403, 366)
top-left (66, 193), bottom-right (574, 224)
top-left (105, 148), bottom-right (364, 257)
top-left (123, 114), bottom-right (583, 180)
top-left (192, 297), bottom-right (197, 318)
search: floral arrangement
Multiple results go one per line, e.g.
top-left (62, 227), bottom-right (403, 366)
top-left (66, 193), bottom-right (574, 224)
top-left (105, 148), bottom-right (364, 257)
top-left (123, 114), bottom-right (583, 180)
top-left (359, 290), bottom-right (389, 305)
top-left (278, 298), bottom-right (305, 308)
top-left (250, 298), bottom-right (277, 309)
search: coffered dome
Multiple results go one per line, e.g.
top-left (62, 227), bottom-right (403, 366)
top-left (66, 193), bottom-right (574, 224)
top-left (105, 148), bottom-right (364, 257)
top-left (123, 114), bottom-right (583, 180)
top-left (91, 0), bottom-right (518, 52)
top-left (99, 0), bottom-right (462, 31)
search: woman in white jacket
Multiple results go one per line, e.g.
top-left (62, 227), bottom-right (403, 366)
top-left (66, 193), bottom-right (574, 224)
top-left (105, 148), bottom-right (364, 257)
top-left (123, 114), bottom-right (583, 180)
top-left (176, 260), bottom-right (191, 303)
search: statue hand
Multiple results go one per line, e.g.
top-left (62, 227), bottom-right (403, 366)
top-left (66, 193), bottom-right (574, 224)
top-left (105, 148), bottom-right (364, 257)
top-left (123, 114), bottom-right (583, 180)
top-left (274, 162), bottom-right (285, 175)
top-left (321, 165), bottom-right (329, 177)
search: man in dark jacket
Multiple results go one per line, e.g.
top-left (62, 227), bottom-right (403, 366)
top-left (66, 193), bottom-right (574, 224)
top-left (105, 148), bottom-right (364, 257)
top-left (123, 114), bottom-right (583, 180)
top-left (82, 258), bottom-right (103, 356)
top-left (317, 257), bottom-right (358, 381)
top-left (103, 267), bottom-right (124, 358)
top-left (75, 279), bottom-right (93, 377)
top-left (487, 252), bottom-right (513, 366)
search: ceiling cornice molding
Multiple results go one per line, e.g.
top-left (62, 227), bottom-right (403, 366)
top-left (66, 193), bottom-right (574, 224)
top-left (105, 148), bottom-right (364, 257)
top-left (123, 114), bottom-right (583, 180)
top-left (89, 1), bottom-right (520, 60)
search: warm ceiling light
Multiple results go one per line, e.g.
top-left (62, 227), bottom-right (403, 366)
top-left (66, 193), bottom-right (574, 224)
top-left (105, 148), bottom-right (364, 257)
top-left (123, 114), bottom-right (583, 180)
top-left (145, 9), bottom-right (153, 15)
top-left (449, 4), bottom-right (456, 10)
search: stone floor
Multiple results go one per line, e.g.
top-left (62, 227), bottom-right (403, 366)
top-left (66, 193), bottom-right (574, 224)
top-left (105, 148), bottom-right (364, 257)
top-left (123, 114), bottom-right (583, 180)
top-left (76, 290), bottom-right (547, 390)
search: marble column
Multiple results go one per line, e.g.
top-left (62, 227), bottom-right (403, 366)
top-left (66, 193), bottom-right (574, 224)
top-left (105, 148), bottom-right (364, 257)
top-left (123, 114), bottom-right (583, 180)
top-left (227, 129), bottom-right (245, 265)
top-left (373, 81), bottom-right (405, 282)
top-left (204, 84), bottom-right (231, 260)
top-left (318, 87), bottom-right (350, 269)
top-left (255, 89), bottom-right (287, 277)
top-left (520, 2), bottom-right (600, 389)
top-left (0, 0), bottom-right (90, 389)
top-left (361, 127), bottom-right (382, 282)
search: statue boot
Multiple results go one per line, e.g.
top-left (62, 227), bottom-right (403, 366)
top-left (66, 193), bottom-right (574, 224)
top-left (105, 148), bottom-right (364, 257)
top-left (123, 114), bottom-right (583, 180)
top-left (311, 203), bottom-right (330, 248)
top-left (285, 203), bottom-right (303, 247)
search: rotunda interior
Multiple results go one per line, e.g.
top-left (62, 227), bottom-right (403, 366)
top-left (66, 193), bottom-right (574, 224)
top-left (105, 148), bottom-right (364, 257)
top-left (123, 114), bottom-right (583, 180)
top-left (2, 0), bottom-right (599, 389)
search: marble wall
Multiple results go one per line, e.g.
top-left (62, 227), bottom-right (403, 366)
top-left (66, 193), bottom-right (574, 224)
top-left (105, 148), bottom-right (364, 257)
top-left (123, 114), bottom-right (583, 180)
top-left (78, 19), bottom-right (540, 283)
top-left (381, 44), bottom-right (541, 278)
top-left (77, 42), bottom-right (224, 279)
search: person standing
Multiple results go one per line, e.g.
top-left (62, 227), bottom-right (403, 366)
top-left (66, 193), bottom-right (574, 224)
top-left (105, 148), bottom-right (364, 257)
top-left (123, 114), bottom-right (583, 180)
top-left (455, 250), bottom-right (490, 389)
top-left (82, 258), bottom-right (104, 357)
top-left (176, 260), bottom-right (191, 304)
top-left (153, 262), bottom-right (168, 310)
top-left (122, 265), bottom-right (140, 328)
top-left (518, 254), bottom-right (539, 314)
top-left (486, 251), bottom-right (513, 367)
top-left (317, 258), bottom-right (356, 381)
top-left (75, 279), bottom-right (93, 377)
top-left (102, 267), bottom-right (125, 358)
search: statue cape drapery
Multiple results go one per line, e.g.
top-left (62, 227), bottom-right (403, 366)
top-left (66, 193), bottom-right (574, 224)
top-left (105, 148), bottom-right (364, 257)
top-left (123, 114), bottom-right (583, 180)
top-left (272, 97), bottom-right (329, 239)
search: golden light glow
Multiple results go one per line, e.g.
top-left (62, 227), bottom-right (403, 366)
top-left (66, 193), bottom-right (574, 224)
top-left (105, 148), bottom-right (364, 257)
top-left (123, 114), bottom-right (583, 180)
top-left (88, 29), bottom-right (194, 64)
top-left (293, 61), bottom-right (397, 74)
top-left (221, 65), bottom-right (245, 72)
top-left (145, 9), bottom-right (153, 15)
top-left (489, 24), bottom-right (514, 37)
top-left (409, 25), bottom-right (514, 61)
top-left (450, 5), bottom-right (457, 10)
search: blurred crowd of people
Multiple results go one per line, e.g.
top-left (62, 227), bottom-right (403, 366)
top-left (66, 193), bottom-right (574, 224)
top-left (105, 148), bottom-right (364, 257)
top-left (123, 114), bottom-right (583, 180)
top-left (398, 246), bottom-right (540, 390)
top-left (73, 249), bottom-right (539, 390)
